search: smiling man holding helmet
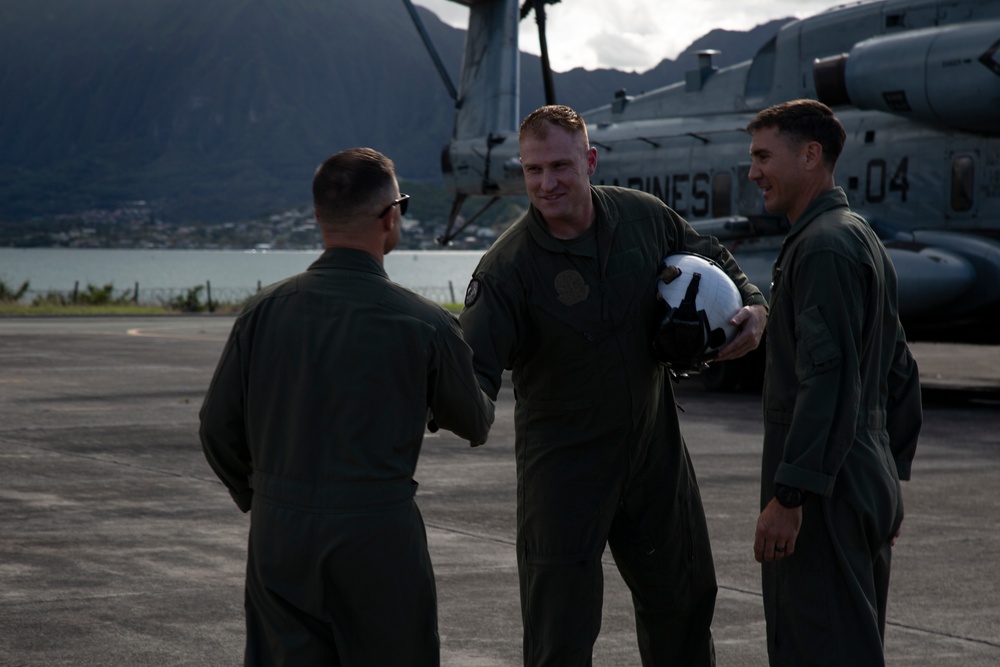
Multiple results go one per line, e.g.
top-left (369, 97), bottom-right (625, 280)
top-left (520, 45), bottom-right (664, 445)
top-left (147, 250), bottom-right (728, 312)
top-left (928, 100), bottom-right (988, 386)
top-left (460, 104), bottom-right (768, 666)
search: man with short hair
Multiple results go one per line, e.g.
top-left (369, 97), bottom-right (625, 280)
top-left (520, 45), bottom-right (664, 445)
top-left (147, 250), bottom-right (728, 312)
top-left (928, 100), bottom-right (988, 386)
top-left (200, 147), bottom-right (495, 666)
top-left (460, 105), bottom-right (768, 666)
top-left (746, 99), bottom-right (921, 666)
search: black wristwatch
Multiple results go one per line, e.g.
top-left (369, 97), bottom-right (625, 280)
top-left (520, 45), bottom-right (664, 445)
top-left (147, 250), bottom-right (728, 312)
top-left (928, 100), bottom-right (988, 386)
top-left (775, 484), bottom-right (807, 508)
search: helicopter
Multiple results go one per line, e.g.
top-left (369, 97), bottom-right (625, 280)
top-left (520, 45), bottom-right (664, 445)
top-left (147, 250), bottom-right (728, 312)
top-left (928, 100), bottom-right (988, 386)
top-left (404, 0), bottom-right (1000, 385)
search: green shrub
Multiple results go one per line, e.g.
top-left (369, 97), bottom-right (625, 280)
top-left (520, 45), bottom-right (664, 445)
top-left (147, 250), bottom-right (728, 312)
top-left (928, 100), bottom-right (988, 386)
top-left (0, 280), bottom-right (30, 302)
top-left (76, 283), bottom-right (133, 305)
top-left (167, 285), bottom-right (208, 312)
top-left (31, 291), bottom-right (68, 306)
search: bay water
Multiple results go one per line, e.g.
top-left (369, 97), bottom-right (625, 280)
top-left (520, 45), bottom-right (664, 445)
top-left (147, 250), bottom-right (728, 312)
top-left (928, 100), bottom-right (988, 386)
top-left (0, 248), bottom-right (486, 304)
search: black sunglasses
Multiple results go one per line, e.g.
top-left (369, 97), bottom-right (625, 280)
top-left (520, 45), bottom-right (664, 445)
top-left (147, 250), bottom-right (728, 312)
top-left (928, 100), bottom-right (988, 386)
top-left (379, 193), bottom-right (410, 218)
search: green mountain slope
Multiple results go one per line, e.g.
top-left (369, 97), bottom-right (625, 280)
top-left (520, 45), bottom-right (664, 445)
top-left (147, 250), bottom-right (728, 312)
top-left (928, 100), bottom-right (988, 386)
top-left (0, 0), bottom-right (785, 224)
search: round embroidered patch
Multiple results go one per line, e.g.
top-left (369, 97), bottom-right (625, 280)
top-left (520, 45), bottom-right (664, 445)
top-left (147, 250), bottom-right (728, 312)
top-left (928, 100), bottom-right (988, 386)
top-left (555, 270), bottom-right (590, 306)
top-left (464, 278), bottom-right (481, 308)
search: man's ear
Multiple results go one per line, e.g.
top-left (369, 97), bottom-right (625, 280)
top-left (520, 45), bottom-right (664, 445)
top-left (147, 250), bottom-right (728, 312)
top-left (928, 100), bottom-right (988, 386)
top-left (380, 206), bottom-right (395, 232)
top-left (803, 141), bottom-right (823, 171)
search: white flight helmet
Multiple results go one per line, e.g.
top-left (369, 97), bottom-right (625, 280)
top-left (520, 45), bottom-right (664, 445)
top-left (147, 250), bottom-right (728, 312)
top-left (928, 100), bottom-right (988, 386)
top-left (653, 252), bottom-right (742, 373)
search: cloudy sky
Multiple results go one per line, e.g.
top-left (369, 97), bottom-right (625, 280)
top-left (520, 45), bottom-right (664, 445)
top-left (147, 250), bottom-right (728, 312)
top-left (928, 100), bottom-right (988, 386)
top-left (411, 0), bottom-right (849, 72)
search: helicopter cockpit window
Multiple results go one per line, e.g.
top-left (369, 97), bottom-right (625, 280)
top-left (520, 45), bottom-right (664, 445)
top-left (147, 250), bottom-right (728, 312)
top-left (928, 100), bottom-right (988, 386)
top-left (712, 172), bottom-right (732, 217)
top-left (736, 164), bottom-right (763, 216)
top-left (950, 156), bottom-right (974, 212)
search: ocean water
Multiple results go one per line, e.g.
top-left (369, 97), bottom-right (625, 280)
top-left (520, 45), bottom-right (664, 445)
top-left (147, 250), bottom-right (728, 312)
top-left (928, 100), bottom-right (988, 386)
top-left (0, 248), bottom-right (485, 303)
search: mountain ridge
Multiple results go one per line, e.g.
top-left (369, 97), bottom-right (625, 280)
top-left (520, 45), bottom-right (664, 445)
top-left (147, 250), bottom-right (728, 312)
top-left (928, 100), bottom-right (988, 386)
top-left (0, 0), bottom-right (788, 224)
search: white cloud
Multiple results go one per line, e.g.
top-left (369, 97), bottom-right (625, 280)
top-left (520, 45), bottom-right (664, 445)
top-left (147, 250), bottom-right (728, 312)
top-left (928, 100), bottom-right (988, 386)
top-left (411, 0), bottom-right (470, 29)
top-left (584, 29), bottom-right (651, 72)
top-left (411, 0), bottom-right (843, 72)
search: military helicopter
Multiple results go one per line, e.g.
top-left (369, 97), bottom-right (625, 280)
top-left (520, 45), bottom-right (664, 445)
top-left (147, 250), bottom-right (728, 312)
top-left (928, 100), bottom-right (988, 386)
top-left (405, 0), bottom-right (1000, 385)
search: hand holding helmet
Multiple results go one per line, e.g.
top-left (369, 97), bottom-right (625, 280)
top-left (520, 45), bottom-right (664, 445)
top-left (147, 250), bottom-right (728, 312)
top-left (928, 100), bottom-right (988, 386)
top-left (653, 253), bottom-right (743, 375)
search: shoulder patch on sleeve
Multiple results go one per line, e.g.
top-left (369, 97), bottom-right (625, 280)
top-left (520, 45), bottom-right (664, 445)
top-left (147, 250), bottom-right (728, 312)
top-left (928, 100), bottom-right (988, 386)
top-left (464, 278), bottom-right (481, 308)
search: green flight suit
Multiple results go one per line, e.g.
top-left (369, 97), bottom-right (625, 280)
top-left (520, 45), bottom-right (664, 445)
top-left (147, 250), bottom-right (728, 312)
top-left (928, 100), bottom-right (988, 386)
top-left (200, 248), bottom-right (494, 667)
top-left (460, 186), bottom-right (766, 666)
top-left (760, 188), bottom-right (921, 666)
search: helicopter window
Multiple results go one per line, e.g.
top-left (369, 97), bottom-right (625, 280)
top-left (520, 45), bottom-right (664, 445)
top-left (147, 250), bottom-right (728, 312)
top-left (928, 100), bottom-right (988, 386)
top-left (951, 156), bottom-right (975, 212)
top-left (736, 165), bottom-right (763, 215)
top-left (712, 172), bottom-right (732, 217)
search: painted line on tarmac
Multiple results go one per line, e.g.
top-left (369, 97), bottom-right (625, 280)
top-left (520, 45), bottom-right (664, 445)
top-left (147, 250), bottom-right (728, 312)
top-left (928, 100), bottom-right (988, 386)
top-left (884, 621), bottom-right (1000, 650)
top-left (126, 327), bottom-right (226, 342)
top-left (426, 520), bottom-right (999, 652)
top-left (425, 521), bottom-right (516, 548)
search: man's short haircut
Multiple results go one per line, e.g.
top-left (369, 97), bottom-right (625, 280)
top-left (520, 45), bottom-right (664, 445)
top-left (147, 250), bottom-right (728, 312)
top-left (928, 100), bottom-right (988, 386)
top-left (312, 148), bottom-right (396, 226)
top-left (519, 105), bottom-right (589, 145)
top-left (746, 99), bottom-right (846, 169)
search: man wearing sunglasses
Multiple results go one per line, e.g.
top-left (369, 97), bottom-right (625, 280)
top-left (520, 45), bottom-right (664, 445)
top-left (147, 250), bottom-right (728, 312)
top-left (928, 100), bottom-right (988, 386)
top-left (200, 147), bottom-right (495, 666)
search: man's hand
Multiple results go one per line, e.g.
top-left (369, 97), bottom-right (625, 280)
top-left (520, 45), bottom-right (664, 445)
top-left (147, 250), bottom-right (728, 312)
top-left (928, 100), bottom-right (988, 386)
top-left (889, 521), bottom-right (903, 548)
top-left (715, 304), bottom-right (767, 362)
top-left (754, 498), bottom-right (802, 563)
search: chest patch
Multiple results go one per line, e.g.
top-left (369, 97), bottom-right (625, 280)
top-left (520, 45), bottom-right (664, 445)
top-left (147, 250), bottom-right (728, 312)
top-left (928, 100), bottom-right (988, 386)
top-left (555, 270), bottom-right (590, 306)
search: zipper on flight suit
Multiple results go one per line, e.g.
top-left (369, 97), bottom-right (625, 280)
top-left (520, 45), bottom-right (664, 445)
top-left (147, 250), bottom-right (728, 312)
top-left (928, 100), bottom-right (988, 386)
top-left (594, 209), bottom-right (643, 494)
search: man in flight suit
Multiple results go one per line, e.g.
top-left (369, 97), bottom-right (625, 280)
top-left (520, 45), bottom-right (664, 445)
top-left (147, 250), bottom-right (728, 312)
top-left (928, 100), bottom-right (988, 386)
top-left (747, 100), bottom-right (922, 666)
top-left (199, 147), bottom-right (495, 666)
top-left (459, 104), bottom-right (768, 666)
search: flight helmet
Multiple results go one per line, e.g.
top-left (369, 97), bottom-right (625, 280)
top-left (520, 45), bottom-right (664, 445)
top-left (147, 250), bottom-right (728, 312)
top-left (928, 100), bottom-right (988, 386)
top-left (653, 252), bottom-right (742, 374)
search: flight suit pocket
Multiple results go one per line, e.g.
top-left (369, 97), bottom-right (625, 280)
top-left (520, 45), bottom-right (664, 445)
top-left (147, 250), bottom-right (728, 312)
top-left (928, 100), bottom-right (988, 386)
top-left (795, 305), bottom-right (841, 379)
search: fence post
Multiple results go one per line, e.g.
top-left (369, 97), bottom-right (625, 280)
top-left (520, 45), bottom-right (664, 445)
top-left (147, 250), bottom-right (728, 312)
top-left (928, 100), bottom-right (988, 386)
top-left (448, 280), bottom-right (455, 304)
top-left (206, 280), bottom-right (213, 312)
top-left (72, 280), bottom-right (79, 304)
top-left (134, 281), bottom-right (139, 304)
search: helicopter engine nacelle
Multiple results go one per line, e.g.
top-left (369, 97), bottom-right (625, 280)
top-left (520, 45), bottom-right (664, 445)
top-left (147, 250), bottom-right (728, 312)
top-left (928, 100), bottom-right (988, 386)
top-left (814, 21), bottom-right (1000, 134)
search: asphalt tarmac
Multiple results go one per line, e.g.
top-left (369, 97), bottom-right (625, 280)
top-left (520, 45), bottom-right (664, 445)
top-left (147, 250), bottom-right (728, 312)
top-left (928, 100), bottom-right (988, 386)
top-left (0, 315), bottom-right (997, 666)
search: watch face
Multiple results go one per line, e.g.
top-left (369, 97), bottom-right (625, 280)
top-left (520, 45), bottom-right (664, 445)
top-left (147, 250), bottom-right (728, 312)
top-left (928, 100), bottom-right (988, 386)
top-left (776, 485), bottom-right (804, 508)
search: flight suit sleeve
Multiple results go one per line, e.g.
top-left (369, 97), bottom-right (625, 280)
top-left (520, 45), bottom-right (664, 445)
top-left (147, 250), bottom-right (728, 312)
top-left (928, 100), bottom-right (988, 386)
top-left (886, 326), bottom-right (921, 480)
top-left (672, 210), bottom-right (768, 309)
top-left (198, 320), bottom-right (254, 512)
top-left (458, 273), bottom-right (524, 401)
top-left (426, 315), bottom-right (496, 447)
top-left (774, 250), bottom-right (863, 497)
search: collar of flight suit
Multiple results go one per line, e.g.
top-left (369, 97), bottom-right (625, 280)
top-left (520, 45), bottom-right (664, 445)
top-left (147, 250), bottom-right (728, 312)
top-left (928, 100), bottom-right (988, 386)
top-left (524, 186), bottom-right (619, 283)
top-left (774, 187), bottom-right (851, 269)
top-left (784, 187), bottom-right (851, 242)
top-left (309, 246), bottom-right (390, 279)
